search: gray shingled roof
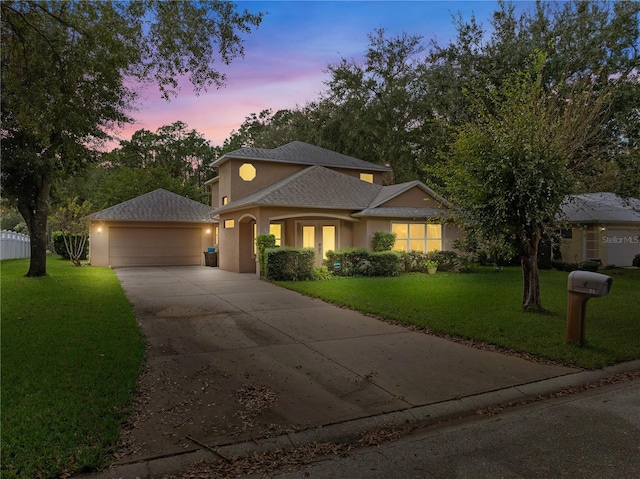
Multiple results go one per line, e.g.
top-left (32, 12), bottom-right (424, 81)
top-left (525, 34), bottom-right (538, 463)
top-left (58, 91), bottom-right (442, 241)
top-left (367, 180), bottom-right (450, 209)
top-left (352, 207), bottom-right (448, 219)
top-left (213, 141), bottom-right (391, 172)
top-left (559, 193), bottom-right (640, 224)
top-left (83, 189), bottom-right (215, 223)
top-left (214, 166), bottom-right (383, 212)
top-left (214, 166), bottom-right (446, 218)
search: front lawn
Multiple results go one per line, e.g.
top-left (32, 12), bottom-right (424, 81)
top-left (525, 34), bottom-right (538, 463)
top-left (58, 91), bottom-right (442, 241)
top-left (1, 257), bottom-right (145, 479)
top-left (277, 267), bottom-right (640, 369)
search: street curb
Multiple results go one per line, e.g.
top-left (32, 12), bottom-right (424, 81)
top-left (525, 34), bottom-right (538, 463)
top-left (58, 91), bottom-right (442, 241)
top-left (81, 359), bottom-right (640, 479)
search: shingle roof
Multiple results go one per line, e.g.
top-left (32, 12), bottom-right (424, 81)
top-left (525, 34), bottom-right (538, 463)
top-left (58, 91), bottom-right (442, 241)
top-left (214, 166), bottom-right (447, 218)
top-left (213, 141), bottom-right (391, 172)
top-left (367, 180), bottom-right (450, 209)
top-left (83, 189), bottom-right (215, 223)
top-left (560, 192), bottom-right (640, 224)
top-left (214, 166), bottom-right (384, 212)
top-left (352, 207), bottom-right (448, 219)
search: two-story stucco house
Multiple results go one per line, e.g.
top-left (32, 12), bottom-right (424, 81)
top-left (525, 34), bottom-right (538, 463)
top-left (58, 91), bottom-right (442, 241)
top-left (85, 141), bottom-right (460, 271)
top-left (207, 141), bottom-right (460, 273)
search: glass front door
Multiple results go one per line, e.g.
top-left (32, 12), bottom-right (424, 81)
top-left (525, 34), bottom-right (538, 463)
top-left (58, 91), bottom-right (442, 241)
top-left (299, 222), bottom-right (338, 266)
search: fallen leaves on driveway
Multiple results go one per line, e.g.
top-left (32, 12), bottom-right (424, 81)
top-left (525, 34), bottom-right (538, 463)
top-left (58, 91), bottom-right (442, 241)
top-left (232, 384), bottom-right (279, 431)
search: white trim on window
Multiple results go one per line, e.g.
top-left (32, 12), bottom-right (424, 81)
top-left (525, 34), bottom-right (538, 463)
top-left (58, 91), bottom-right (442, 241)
top-left (391, 221), bottom-right (442, 253)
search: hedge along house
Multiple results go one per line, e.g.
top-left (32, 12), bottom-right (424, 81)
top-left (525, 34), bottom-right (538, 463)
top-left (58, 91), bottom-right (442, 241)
top-left (84, 189), bottom-right (216, 267)
top-left (558, 192), bottom-right (640, 267)
top-left (208, 141), bottom-right (460, 273)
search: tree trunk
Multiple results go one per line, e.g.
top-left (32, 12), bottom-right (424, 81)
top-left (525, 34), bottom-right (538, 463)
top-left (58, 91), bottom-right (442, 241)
top-left (521, 228), bottom-right (544, 312)
top-left (18, 180), bottom-right (51, 277)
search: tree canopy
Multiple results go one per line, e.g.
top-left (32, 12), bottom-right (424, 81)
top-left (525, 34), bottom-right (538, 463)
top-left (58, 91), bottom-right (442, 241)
top-left (440, 53), bottom-right (609, 310)
top-left (1, 0), bottom-right (263, 276)
top-left (220, 0), bottom-right (638, 196)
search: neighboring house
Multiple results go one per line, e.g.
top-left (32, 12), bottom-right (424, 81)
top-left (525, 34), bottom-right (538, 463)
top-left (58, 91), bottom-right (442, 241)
top-left (558, 192), bottom-right (640, 267)
top-left (208, 141), bottom-right (460, 273)
top-left (85, 189), bottom-right (215, 267)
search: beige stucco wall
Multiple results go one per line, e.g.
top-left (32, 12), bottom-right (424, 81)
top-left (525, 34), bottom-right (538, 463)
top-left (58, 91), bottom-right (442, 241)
top-left (382, 187), bottom-right (446, 209)
top-left (330, 168), bottom-right (386, 185)
top-left (209, 181), bottom-right (220, 208)
top-left (352, 217), bottom-right (461, 253)
top-left (219, 159), bottom-right (305, 205)
top-left (216, 159), bottom-right (389, 206)
top-left (559, 223), bottom-right (640, 266)
top-left (88, 221), bottom-right (215, 267)
top-left (216, 194), bottom-right (461, 272)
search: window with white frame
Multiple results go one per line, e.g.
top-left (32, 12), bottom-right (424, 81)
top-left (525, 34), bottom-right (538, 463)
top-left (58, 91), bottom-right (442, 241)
top-left (392, 222), bottom-right (442, 253)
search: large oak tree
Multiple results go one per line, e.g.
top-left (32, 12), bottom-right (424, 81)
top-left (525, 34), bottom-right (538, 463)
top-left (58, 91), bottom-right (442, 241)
top-left (1, 0), bottom-right (263, 276)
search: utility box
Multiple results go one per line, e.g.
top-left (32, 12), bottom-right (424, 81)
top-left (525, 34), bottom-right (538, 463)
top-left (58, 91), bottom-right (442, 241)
top-left (566, 271), bottom-right (612, 344)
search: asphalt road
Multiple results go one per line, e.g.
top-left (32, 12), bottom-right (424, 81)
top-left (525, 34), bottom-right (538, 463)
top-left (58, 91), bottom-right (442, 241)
top-left (269, 379), bottom-right (640, 479)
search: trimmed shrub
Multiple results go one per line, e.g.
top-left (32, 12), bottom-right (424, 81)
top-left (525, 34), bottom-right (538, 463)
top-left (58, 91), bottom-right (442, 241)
top-left (256, 234), bottom-right (276, 277)
top-left (372, 231), bottom-right (396, 252)
top-left (578, 260), bottom-right (601, 272)
top-left (371, 251), bottom-right (402, 276)
top-left (325, 248), bottom-right (370, 276)
top-left (52, 231), bottom-right (88, 260)
top-left (399, 250), bottom-right (472, 273)
top-left (426, 250), bottom-right (473, 273)
top-left (325, 248), bottom-right (400, 277)
top-left (265, 247), bottom-right (315, 281)
top-left (551, 260), bottom-right (579, 272)
top-left (398, 251), bottom-right (429, 273)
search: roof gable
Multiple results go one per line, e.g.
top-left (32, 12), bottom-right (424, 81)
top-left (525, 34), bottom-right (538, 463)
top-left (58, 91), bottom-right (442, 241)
top-left (213, 141), bottom-right (391, 172)
top-left (214, 166), bottom-right (383, 212)
top-left (84, 189), bottom-right (215, 223)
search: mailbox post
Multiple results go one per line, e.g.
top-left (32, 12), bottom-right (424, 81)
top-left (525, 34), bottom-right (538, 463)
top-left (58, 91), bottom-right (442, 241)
top-left (566, 271), bottom-right (613, 344)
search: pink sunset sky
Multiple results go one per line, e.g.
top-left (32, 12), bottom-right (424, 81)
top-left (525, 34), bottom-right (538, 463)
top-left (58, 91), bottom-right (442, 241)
top-left (111, 1), bottom-right (535, 149)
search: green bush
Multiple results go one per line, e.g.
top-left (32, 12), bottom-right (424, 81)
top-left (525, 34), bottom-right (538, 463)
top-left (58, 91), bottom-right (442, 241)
top-left (578, 260), bottom-right (601, 272)
top-left (551, 260), bottom-right (579, 272)
top-left (312, 266), bottom-right (334, 281)
top-left (371, 251), bottom-right (402, 276)
top-left (265, 247), bottom-right (315, 281)
top-left (372, 231), bottom-right (396, 252)
top-left (52, 231), bottom-right (88, 260)
top-left (398, 251), bottom-right (430, 272)
top-left (399, 250), bottom-right (472, 273)
top-left (256, 234), bottom-right (277, 277)
top-left (325, 248), bottom-right (400, 277)
top-left (426, 250), bottom-right (473, 273)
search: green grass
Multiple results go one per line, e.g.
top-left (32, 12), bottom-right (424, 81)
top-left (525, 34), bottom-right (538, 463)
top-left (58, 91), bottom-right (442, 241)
top-left (277, 267), bottom-right (640, 369)
top-left (1, 257), bottom-right (145, 479)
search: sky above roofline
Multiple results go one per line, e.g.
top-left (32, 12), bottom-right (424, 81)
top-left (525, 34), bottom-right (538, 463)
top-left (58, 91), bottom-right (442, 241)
top-left (108, 1), bottom-right (536, 150)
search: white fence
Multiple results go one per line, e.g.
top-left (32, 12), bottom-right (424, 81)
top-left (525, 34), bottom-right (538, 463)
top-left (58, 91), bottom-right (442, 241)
top-left (1, 230), bottom-right (31, 260)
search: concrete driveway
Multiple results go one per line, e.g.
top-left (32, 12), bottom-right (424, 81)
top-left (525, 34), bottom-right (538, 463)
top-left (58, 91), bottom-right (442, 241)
top-left (113, 266), bottom-right (575, 467)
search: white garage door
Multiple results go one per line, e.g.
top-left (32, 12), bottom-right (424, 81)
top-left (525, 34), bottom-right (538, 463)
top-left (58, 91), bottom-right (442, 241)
top-left (109, 227), bottom-right (202, 267)
top-left (606, 227), bottom-right (640, 267)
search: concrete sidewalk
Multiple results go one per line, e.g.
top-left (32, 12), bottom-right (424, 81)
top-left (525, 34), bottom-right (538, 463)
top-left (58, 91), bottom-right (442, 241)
top-left (85, 266), bottom-right (604, 479)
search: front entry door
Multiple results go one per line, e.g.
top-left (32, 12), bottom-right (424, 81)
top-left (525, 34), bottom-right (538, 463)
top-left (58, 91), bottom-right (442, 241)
top-left (300, 222), bottom-right (337, 267)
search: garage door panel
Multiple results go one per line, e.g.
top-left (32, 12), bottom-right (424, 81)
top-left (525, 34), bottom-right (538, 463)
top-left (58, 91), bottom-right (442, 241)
top-left (110, 227), bottom-right (202, 267)
top-left (606, 227), bottom-right (640, 267)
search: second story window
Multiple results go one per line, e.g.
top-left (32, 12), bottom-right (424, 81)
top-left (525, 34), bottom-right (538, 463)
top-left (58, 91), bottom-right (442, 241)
top-left (222, 196), bottom-right (229, 205)
top-left (239, 163), bottom-right (256, 181)
top-left (360, 173), bottom-right (374, 183)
